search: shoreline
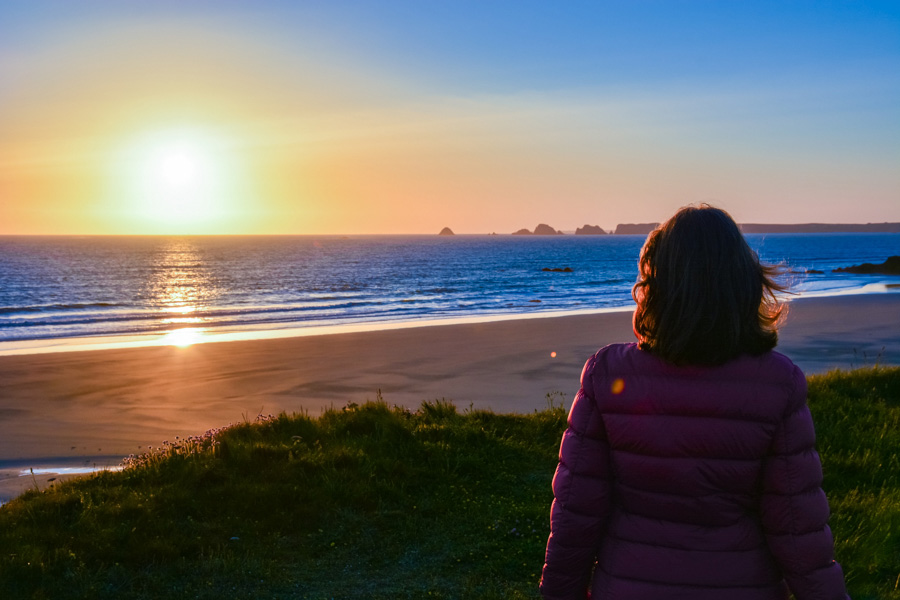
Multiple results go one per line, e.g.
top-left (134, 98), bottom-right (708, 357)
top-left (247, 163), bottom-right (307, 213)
top-left (1, 285), bottom-right (897, 358)
top-left (1, 293), bottom-right (898, 504)
top-left (0, 305), bottom-right (637, 358)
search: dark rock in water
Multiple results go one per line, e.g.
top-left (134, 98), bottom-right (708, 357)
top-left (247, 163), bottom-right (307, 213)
top-left (575, 224), bottom-right (607, 235)
top-left (512, 228), bottom-right (532, 235)
top-left (528, 299), bottom-right (542, 303)
top-left (533, 223), bottom-right (563, 235)
top-left (833, 256), bottom-right (900, 275)
top-left (614, 223), bottom-right (659, 235)
top-left (438, 227), bottom-right (455, 236)
top-left (791, 268), bottom-right (825, 275)
top-left (542, 267), bottom-right (574, 272)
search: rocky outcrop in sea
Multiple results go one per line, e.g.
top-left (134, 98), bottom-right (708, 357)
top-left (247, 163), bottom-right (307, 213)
top-left (512, 224), bottom-right (564, 235)
top-left (833, 256), bottom-right (900, 275)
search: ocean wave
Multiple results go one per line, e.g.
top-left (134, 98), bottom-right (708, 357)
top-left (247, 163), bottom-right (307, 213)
top-left (2, 233), bottom-right (897, 345)
top-left (585, 278), bottom-right (628, 286)
top-left (0, 302), bottom-right (123, 315)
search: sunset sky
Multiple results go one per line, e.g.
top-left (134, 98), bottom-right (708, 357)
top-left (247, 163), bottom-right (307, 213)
top-left (1, 1), bottom-right (898, 234)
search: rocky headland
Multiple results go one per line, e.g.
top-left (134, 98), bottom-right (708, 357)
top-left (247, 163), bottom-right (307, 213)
top-left (741, 223), bottom-right (900, 234)
top-left (614, 223), bottom-right (659, 235)
top-left (575, 224), bottom-right (607, 235)
top-left (833, 256), bottom-right (900, 275)
top-left (451, 222), bottom-right (899, 236)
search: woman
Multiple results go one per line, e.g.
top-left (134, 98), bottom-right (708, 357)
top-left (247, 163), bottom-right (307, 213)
top-left (540, 205), bottom-right (849, 600)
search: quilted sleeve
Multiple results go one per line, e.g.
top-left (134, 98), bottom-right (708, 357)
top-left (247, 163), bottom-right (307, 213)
top-left (540, 355), bottom-right (613, 600)
top-left (760, 366), bottom-right (849, 600)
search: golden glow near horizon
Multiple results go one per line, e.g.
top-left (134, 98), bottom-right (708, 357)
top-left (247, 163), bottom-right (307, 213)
top-left (108, 128), bottom-right (246, 234)
top-left (0, 5), bottom-right (897, 234)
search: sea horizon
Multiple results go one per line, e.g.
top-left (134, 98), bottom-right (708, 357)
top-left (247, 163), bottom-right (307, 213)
top-left (1, 232), bottom-right (897, 356)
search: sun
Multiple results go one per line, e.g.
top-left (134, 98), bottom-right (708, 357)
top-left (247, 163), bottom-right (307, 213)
top-left (144, 136), bottom-right (218, 223)
top-left (158, 148), bottom-right (199, 187)
top-left (147, 141), bottom-right (216, 218)
top-left (113, 127), bottom-right (239, 232)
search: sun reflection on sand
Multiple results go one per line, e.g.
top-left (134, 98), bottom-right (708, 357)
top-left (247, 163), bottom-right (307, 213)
top-left (162, 328), bottom-right (204, 347)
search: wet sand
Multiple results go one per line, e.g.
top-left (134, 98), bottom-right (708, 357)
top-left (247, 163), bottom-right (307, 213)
top-left (1, 293), bottom-right (898, 503)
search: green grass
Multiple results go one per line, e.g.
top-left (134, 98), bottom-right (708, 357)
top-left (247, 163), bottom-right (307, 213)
top-left (806, 367), bottom-right (900, 599)
top-left (0, 370), bottom-right (898, 599)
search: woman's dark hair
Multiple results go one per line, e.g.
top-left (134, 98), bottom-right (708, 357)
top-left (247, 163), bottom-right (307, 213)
top-left (632, 204), bottom-right (786, 366)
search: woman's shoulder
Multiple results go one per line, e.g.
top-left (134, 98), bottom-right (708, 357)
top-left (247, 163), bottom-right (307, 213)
top-left (584, 345), bottom-right (805, 419)
top-left (587, 342), bottom-right (641, 370)
top-left (585, 342), bottom-right (659, 380)
top-left (725, 349), bottom-right (805, 391)
top-left (591, 342), bottom-right (644, 361)
top-left (586, 343), bottom-right (804, 386)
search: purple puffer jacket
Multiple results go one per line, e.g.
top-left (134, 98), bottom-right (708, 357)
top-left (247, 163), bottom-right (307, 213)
top-left (540, 343), bottom-right (849, 600)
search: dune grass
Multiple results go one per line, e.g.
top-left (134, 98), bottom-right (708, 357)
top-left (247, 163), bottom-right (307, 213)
top-left (0, 369), bottom-right (898, 599)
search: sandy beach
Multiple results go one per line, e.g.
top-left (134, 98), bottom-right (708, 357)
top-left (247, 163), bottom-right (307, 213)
top-left (1, 293), bottom-right (898, 503)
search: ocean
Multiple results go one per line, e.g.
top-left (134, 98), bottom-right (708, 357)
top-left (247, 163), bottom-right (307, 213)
top-left (1, 233), bottom-right (898, 351)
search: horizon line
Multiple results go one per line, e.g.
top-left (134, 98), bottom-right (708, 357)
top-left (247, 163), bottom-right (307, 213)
top-left (2, 221), bottom-right (900, 237)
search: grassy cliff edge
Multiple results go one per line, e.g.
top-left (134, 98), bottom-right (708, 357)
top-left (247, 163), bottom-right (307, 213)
top-left (1, 368), bottom-right (898, 599)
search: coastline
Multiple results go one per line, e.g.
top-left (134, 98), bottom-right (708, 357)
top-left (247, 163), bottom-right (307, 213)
top-left (3, 233), bottom-right (898, 357)
top-left (1, 284), bottom-right (896, 359)
top-left (0, 305), bottom-right (636, 358)
top-left (1, 292), bottom-right (898, 504)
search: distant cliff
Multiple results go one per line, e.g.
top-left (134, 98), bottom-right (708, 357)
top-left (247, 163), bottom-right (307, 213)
top-left (614, 223), bottom-right (659, 235)
top-left (740, 223), bottom-right (900, 233)
top-left (506, 221), bottom-right (900, 236)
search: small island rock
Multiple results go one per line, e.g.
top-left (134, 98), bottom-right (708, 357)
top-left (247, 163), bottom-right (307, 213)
top-left (833, 256), bottom-right (900, 275)
top-left (438, 227), bottom-right (455, 236)
top-left (512, 228), bottom-right (533, 235)
top-left (533, 223), bottom-right (563, 235)
top-left (575, 224), bottom-right (607, 235)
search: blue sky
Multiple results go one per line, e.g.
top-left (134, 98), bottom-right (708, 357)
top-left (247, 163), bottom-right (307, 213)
top-left (1, 1), bottom-right (898, 233)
